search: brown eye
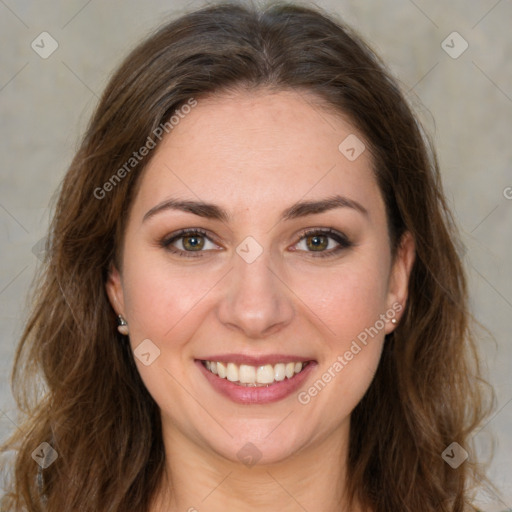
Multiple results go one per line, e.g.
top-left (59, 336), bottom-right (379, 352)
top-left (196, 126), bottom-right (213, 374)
top-left (181, 234), bottom-right (205, 251)
top-left (161, 228), bottom-right (219, 258)
top-left (305, 234), bottom-right (329, 251)
top-left (294, 228), bottom-right (353, 258)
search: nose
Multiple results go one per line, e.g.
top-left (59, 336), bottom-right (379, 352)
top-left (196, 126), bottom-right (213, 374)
top-left (216, 244), bottom-right (295, 339)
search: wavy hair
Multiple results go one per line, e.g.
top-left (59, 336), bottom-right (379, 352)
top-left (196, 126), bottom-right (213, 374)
top-left (1, 1), bottom-right (495, 510)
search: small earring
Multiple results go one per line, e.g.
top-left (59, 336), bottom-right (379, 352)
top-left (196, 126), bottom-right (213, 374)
top-left (391, 318), bottom-right (398, 325)
top-left (117, 315), bottom-right (129, 335)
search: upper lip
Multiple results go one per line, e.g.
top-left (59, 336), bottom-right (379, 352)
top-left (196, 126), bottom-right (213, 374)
top-left (197, 354), bottom-right (315, 366)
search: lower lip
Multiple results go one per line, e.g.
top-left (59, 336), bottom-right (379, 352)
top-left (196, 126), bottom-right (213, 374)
top-left (196, 360), bottom-right (316, 404)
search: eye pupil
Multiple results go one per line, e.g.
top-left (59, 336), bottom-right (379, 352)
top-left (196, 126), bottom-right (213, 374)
top-left (307, 235), bottom-right (328, 251)
top-left (183, 235), bottom-right (204, 251)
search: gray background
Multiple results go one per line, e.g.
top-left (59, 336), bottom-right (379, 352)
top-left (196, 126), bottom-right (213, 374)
top-left (0, 0), bottom-right (510, 509)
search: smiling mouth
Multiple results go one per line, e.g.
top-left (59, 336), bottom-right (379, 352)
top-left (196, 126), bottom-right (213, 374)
top-left (200, 360), bottom-right (312, 387)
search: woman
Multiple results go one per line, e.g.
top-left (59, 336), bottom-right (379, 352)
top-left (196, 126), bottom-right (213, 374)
top-left (0, 1), bottom-right (498, 510)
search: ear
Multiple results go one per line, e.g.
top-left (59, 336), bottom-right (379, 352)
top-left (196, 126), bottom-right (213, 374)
top-left (384, 231), bottom-right (415, 333)
top-left (105, 263), bottom-right (126, 318)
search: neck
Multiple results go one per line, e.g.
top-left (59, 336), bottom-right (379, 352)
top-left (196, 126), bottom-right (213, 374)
top-left (151, 420), bottom-right (363, 512)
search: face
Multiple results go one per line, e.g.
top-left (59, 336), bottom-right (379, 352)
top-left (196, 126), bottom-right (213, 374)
top-left (106, 89), bottom-right (415, 466)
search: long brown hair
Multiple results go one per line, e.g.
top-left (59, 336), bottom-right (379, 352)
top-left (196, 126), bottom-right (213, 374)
top-left (1, 1), bottom-right (495, 510)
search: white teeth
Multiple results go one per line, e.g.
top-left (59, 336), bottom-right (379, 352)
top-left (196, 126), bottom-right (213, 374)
top-left (239, 364), bottom-right (256, 384)
top-left (203, 360), bottom-right (307, 386)
top-left (256, 364), bottom-right (274, 384)
top-left (274, 363), bottom-right (285, 381)
top-left (285, 362), bottom-right (295, 379)
top-left (226, 362), bottom-right (238, 382)
top-left (217, 361), bottom-right (227, 379)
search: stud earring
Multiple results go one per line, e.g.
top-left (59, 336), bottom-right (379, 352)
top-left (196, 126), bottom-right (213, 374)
top-left (391, 318), bottom-right (398, 325)
top-left (117, 315), bottom-right (129, 335)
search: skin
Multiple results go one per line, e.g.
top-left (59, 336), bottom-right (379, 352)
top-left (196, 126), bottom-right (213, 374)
top-left (106, 88), bottom-right (415, 511)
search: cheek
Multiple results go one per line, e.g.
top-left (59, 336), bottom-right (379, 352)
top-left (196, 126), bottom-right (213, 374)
top-left (121, 249), bottom-right (218, 343)
top-left (295, 263), bottom-right (388, 423)
top-left (119, 250), bottom-right (217, 409)
top-left (292, 254), bottom-right (391, 343)
top-left (291, 251), bottom-right (390, 406)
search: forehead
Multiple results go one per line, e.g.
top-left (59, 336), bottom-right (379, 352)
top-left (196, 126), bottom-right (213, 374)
top-left (132, 88), bottom-right (384, 223)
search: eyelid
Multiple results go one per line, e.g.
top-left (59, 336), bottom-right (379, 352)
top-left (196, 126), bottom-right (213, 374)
top-left (295, 227), bottom-right (351, 244)
top-left (291, 227), bottom-right (353, 258)
top-left (160, 228), bottom-right (221, 257)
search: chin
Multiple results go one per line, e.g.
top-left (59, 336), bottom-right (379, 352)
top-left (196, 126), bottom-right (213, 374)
top-left (204, 428), bottom-right (307, 467)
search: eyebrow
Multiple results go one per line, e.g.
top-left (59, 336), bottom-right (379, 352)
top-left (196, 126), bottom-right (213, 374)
top-left (142, 194), bottom-right (369, 223)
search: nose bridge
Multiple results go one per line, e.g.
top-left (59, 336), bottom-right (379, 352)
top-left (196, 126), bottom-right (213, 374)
top-left (216, 239), bottom-right (294, 338)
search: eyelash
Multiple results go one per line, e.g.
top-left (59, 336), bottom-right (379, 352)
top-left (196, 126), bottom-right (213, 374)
top-left (160, 227), bottom-right (353, 259)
